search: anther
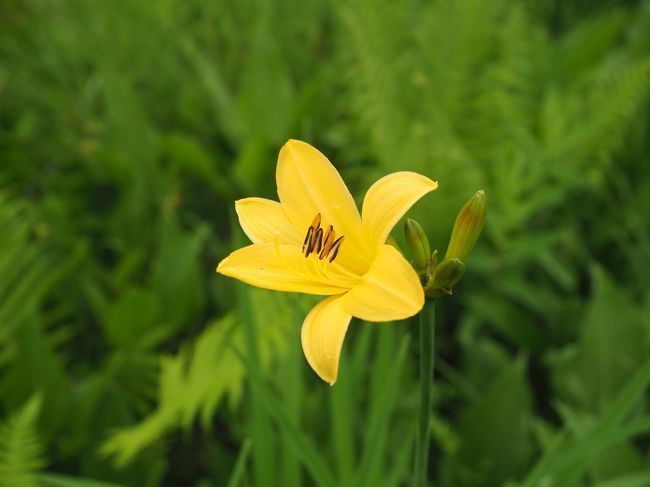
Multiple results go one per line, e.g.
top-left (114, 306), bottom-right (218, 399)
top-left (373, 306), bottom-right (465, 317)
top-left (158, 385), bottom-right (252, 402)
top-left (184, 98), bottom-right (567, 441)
top-left (302, 214), bottom-right (344, 262)
top-left (327, 236), bottom-right (345, 263)
top-left (302, 227), bottom-right (314, 256)
top-left (303, 213), bottom-right (322, 256)
top-left (310, 213), bottom-right (322, 231)
top-left (319, 225), bottom-right (335, 260)
top-left (312, 227), bottom-right (323, 254)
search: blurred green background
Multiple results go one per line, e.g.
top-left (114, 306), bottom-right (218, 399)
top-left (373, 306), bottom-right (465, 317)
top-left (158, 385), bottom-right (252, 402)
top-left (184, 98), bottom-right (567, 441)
top-left (1, 0), bottom-right (650, 485)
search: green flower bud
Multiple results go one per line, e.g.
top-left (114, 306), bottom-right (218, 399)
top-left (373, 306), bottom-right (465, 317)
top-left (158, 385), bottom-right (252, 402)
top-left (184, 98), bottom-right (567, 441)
top-left (430, 258), bottom-right (465, 293)
top-left (445, 190), bottom-right (486, 262)
top-left (404, 218), bottom-right (431, 271)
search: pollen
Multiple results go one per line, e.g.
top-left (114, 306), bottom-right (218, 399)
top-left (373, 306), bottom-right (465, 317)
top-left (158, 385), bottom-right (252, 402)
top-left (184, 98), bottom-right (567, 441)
top-left (302, 213), bottom-right (344, 262)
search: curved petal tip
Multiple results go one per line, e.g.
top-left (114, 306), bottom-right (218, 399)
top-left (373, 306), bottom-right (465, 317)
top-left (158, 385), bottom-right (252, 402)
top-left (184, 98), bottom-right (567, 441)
top-left (362, 172), bottom-right (439, 248)
top-left (301, 295), bottom-right (352, 385)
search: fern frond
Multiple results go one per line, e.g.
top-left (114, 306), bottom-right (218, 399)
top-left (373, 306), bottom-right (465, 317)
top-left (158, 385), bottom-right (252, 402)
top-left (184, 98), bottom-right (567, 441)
top-left (417, 0), bottom-right (507, 124)
top-left (0, 192), bottom-right (49, 367)
top-left (0, 190), bottom-right (84, 369)
top-left (541, 57), bottom-right (650, 173)
top-left (100, 288), bottom-right (299, 467)
top-left (99, 314), bottom-right (245, 467)
top-left (467, 3), bottom-right (546, 158)
top-left (0, 395), bottom-right (45, 487)
top-left (336, 0), bottom-right (417, 165)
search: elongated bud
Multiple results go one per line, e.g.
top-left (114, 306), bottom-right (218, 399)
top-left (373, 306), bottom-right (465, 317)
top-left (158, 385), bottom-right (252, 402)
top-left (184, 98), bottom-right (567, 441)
top-left (404, 218), bottom-right (431, 271)
top-left (445, 190), bottom-right (486, 262)
top-left (430, 258), bottom-right (465, 292)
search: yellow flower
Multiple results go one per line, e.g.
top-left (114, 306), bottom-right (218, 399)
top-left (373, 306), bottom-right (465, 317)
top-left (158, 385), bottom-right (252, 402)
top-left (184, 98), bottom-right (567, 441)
top-left (217, 140), bottom-right (438, 384)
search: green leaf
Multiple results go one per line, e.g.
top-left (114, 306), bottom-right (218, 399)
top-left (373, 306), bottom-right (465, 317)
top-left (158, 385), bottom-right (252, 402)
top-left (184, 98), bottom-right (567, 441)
top-left (150, 216), bottom-right (209, 334)
top-left (446, 357), bottom-right (532, 486)
top-left (225, 438), bottom-right (252, 487)
top-left (521, 356), bottom-right (650, 487)
top-left (354, 332), bottom-right (410, 487)
top-left (100, 315), bottom-right (244, 467)
top-left (38, 473), bottom-right (129, 487)
top-left (592, 471), bottom-right (650, 487)
top-left (0, 395), bottom-right (45, 487)
top-left (101, 287), bottom-right (158, 347)
top-left (550, 266), bottom-right (649, 413)
top-left (160, 132), bottom-right (233, 199)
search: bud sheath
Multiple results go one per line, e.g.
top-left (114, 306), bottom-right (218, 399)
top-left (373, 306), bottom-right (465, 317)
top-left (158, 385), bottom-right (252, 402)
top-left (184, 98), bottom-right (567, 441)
top-left (445, 190), bottom-right (486, 262)
top-left (430, 258), bottom-right (465, 292)
top-left (404, 218), bottom-right (431, 271)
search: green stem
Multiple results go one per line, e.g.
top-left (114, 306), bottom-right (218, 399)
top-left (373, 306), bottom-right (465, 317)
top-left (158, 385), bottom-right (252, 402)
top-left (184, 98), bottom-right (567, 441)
top-left (414, 300), bottom-right (435, 487)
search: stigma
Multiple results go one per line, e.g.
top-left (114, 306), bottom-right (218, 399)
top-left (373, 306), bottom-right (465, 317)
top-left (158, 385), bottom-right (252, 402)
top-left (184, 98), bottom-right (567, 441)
top-left (302, 213), bottom-right (344, 263)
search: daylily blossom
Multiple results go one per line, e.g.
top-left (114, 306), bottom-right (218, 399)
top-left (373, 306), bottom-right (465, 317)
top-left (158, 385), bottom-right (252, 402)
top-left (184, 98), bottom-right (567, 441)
top-left (217, 140), bottom-right (438, 384)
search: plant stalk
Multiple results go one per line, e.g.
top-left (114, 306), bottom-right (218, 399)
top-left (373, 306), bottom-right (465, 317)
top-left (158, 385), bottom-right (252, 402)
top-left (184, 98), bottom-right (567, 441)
top-left (414, 300), bottom-right (435, 487)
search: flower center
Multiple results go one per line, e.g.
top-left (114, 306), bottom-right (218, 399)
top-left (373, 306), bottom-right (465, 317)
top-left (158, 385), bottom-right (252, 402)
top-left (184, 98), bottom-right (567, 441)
top-left (301, 213), bottom-right (345, 263)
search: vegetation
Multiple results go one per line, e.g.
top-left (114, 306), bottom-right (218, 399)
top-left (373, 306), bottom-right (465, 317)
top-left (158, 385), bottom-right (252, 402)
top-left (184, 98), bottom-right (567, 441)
top-left (1, 0), bottom-right (650, 485)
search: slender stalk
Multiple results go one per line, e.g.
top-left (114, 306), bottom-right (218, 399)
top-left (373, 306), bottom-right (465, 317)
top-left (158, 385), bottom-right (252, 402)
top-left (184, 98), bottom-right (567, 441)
top-left (414, 300), bottom-right (435, 487)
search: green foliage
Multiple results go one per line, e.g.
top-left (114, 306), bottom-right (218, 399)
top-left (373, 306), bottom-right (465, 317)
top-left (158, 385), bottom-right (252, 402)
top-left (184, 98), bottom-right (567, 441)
top-left (37, 474), bottom-right (127, 487)
top-left (0, 396), bottom-right (45, 487)
top-left (445, 358), bottom-right (533, 485)
top-left (100, 286), bottom-right (296, 467)
top-left (1, 0), bottom-right (650, 485)
top-left (99, 315), bottom-right (244, 467)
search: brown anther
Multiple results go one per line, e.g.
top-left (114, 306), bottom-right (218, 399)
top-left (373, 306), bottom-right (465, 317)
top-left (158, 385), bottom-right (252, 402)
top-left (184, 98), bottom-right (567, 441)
top-left (302, 227), bottom-right (314, 256)
top-left (319, 225), bottom-right (335, 260)
top-left (302, 214), bottom-right (344, 262)
top-left (327, 236), bottom-right (345, 263)
top-left (312, 227), bottom-right (323, 254)
top-left (310, 213), bottom-right (322, 231)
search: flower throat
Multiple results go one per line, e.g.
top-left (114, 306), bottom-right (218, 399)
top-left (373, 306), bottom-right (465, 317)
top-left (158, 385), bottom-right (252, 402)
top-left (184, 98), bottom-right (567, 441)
top-left (301, 213), bottom-right (344, 263)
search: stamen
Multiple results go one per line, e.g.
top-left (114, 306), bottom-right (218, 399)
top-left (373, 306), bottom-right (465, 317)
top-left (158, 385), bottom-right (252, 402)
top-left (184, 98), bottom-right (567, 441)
top-left (312, 227), bottom-right (323, 254)
top-left (319, 225), bottom-right (335, 260)
top-left (327, 236), bottom-right (345, 263)
top-left (302, 214), bottom-right (344, 264)
top-left (310, 213), bottom-right (322, 230)
top-left (302, 227), bottom-right (314, 256)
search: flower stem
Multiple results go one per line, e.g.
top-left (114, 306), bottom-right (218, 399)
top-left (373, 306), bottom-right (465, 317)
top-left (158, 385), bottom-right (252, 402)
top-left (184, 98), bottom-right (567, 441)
top-left (414, 300), bottom-right (435, 487)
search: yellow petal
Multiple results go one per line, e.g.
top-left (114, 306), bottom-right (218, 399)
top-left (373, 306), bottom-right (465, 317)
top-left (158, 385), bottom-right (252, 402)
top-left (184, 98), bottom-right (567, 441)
top-left (235, 197), bottom-right (301, 245)
top-left (217, 243), bottom-right (350, 295)
top-left (340, 244), bottom-right (424, 321)
top-left (361, 172), bottom-right (438, 249)
top-left (301, 295), bottom-right (352, 385)
top-left (276, 139), bottom-right (370, 273)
